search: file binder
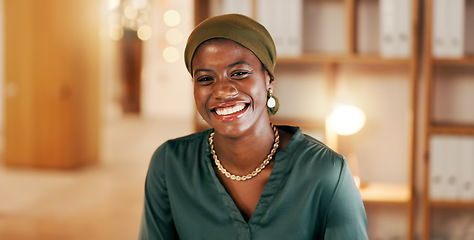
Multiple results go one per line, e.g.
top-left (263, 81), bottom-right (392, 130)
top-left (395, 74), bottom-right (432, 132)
top-left (432, 0), bottom-right (465, 58)
top-left (257, 0), bottom-right (302, 56)
top-left (458, 137), bottom-right (474, 200)
top-left (430, 135), bottom-right (447, 200)
top-left (444, 136), bottom-right (460, 199)
top-left (430, 135), bottom-right (459, 200)
top-left (379, 0), bottom-right (411, 58)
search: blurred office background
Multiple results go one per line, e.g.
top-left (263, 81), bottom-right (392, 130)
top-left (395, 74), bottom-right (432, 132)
top-left (1, 0), bottom-right (474, 239)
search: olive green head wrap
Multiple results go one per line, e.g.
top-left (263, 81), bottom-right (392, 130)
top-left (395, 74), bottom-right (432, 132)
top-left (184, 14), bottom-right (277, 78)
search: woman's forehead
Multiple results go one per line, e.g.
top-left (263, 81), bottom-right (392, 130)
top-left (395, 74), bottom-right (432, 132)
top-left (192, 39), bottom-right (260, 66)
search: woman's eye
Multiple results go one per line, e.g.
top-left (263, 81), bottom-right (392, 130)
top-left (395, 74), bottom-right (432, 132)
top-left (196, 76), bottom-right (213, 85)
top-left (231, 70), bottom-right (252, 79)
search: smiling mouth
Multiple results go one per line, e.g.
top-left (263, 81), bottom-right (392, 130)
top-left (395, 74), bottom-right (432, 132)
top-left (212, 103), bottom-right (249, 116)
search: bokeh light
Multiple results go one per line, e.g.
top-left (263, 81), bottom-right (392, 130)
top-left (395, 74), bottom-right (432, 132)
top-left (163, 47), bottom-right (180, 63)
top-left (124, 4), bottom-right (138, 20)
top-left (109, 0), bottom-right (120, 10)
top-left (326, 105), bottom-right (366, 135)
top-left (137, 24), bottom-right (152, 40)
top-left (163, 10), bottom-right (181, 27)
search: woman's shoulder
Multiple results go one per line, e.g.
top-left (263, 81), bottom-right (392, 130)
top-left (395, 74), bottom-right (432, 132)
top-left (279, 125), bottom-right (346, 174)
top-left (278, 126), bottom-right (351, 195)
top-left (160, 128), bottom-right (211, 148)
top-left (150, 129), bottom-right (212, 162)
top-left (302, 135), bottom-right (345, 167)
top-left (279, 125), bottom-right (343, 160)
top-left (302, 134), bottom-right (342, 158)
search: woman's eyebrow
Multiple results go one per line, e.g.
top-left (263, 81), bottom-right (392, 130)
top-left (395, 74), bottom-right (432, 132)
top-left (193, 68), bottom-right (213, 76)
top-left (193, 61), bottom-right (252, 75)
top-left (227, 61), bottom-right (251, 68)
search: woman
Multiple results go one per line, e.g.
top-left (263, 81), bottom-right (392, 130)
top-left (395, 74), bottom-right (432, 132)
top-left (139, 14), bottom-right (368, 239)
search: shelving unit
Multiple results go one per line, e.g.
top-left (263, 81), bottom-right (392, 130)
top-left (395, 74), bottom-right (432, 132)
top-left (193, 0), bottom-right (418, 238)
top-left (423, 0), bottom-right (474, 239)
top-left (359, 183), bottom-right (411, 204)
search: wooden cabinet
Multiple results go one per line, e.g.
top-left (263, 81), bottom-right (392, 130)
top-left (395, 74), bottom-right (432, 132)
top-left (422, 0), bottom-right (474, 239)
top-left (193, 0), bottom-right (418, 239)
top-left (3, 0), bottom-right (100, 169)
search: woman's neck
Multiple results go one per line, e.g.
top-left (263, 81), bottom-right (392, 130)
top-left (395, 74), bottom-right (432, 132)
top-left (212, 122), bottom-right (275, 174)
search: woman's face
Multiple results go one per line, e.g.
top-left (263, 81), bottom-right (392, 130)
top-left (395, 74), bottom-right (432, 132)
top-left (192, 39), bottom-right (273, 137)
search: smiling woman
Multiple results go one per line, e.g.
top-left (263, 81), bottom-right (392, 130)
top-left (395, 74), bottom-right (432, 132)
top-left (191, 38), bottom-right (271, 136)
top-left (139, 14), bottom-right (368, 240)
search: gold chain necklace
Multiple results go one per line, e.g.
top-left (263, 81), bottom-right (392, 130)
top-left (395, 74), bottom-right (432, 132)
top-left (208, 124), bottom-right (280, 181)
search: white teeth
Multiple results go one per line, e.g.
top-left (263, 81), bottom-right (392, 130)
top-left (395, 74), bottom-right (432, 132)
top-left (215, 103), bottom-right (246, 116)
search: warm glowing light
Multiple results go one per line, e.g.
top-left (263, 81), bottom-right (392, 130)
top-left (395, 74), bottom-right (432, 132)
top-left (326, 105), bottom-right (366, 136)
top-left (163, 10), bottom-right (181, 27)
top-left (137, 25), bottom-right (152, 41)
top-left (124, 5), bottom-right (138, 20)
top-left (131, 0), bottom-right (148, 9)
top-left (163, 47), bottom-right (180, 63)
top-left (166, 29), bottom-right (183, 44)
top-left (109, 0), bottom-right (120, 10)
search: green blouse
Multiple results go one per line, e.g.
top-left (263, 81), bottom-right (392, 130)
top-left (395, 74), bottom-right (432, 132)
top-left (139, 126), bottom-right (368, 240)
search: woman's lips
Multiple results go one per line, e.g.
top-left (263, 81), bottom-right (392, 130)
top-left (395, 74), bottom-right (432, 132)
top-left (214, 103), bottom-right (246, 115)
top-left (211, 102), bottom-right (249, 121)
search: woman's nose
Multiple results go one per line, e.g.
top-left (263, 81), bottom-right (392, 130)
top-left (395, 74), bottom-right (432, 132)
top-left (212, 78), bottom-right (238, 100)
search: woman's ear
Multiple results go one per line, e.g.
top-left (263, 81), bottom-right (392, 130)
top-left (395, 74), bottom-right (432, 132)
top-left (265, 70), bottom-right (275, 90)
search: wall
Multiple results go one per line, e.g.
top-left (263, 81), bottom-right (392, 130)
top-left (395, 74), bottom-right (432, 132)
top-left (141, 0), bottom-right (194, 121)
top-left (0, 0), bottom-right (4, 138)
